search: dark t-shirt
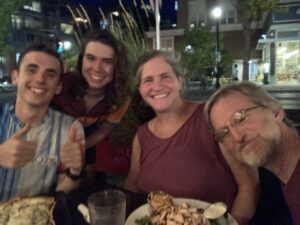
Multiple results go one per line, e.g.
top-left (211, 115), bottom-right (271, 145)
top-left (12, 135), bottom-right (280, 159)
top-left (251, 168), bottom-right (293, 225)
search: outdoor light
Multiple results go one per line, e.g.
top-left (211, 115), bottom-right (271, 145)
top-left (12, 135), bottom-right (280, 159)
top-left (63, 41), bottom-right (72, 50)
top-left (212, 7), bottom-right (222, 18)
top-left (112, 11), bottom-right (119, 16)
top-left (212, 6), bottom-right (222, 89)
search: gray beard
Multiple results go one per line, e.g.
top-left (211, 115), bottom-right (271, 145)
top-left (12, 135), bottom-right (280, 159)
top-left (241, 138), bottom-right (279, 167)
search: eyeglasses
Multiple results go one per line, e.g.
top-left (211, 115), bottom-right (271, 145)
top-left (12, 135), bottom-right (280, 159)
top-left (214, 106), bottom-right (260, 143)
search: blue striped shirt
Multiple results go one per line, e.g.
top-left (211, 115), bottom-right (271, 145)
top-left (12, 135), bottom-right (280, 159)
top-left (0, 102), bottom-right (80, 201)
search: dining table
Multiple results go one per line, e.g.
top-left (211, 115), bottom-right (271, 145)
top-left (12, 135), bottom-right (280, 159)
top-left (53, 181), bottom-right (148, 225)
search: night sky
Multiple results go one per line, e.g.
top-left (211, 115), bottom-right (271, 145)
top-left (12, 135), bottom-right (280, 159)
top-left (72, 0), bottom-right (177, 22)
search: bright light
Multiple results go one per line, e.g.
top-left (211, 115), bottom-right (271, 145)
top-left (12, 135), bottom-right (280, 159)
top-left (63, 41), bottom-right (72, 50)
top-left (248, 60), bottom-right (252, 64)
top-left (185, 45), bottom-right (194, 54)
top-left (277, 46), bottom-right (287, 55)
top-left (212, 7), bottom-right (222, 19)
top-left (74, 17), bottom-right (88, 23)
top-left (283, 50), bottom-right (299, 59)
top-left (112, 11), bottom-right (119, 16)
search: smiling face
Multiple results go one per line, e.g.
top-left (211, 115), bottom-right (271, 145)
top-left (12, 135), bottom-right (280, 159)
top-left (209, 91), bottom-right (283, 167)
top-left (13, 51), bottom-right (62, 109)
top-left (81, 41), bottom-right (115, 91)
top-left (138, 56), bottom-right (183, 113)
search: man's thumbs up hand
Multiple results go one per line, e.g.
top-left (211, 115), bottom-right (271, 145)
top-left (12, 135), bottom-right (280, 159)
top-left (60, 126), bottom-right (84, 177)
top-left (0, 123), bottom-right (37, 168)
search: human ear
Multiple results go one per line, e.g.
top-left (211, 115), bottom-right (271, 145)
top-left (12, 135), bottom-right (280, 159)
top-left (11, 70), bottom-right (18, 85)
top-left (273, 107), bottom-right (285, 122)
top-left (178, 76), bottom-right (184, 89)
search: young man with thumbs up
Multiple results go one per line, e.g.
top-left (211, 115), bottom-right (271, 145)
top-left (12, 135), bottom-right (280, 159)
top-left (0, 43), bottom-right (85, 201)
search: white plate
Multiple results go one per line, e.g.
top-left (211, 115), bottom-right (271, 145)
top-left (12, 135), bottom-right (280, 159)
top-left (125, 198), bottom-right (238, 225)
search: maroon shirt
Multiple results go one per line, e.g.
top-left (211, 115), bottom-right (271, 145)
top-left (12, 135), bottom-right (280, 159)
top-left (283, 159), bottom-right (300, 224)
top-left (136, 104), bottom-right (237, 209)
top-left (51, 72), bottom-right (108, 119)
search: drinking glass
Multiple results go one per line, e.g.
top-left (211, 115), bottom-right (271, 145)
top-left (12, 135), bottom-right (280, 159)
top-left (87, 189), bottom-right (126, 225)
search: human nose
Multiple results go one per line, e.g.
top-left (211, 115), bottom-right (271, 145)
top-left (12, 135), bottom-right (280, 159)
top-left (93, 60), bottom-right (103, 72)
top-left (151, 78), bottom-right (163, 90)
top-left (35, 72), bottom-right (46, 83)
top-left (227, 125), bottom-right (246, 143)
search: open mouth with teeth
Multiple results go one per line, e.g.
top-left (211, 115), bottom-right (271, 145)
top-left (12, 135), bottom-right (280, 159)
top-left (91, 74), bottom-right (105, 81)
top-left (152, 93), bottom-right (169, 99)
top-left (30, 87), bottom-right (46, 95)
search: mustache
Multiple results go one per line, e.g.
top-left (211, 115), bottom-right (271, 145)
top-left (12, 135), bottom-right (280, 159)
top-left (238, 136), bottom-right (258, 152)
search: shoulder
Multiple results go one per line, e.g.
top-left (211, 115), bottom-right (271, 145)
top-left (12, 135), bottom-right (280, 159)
top-left (0, 101), bottom-right (14, 115)
top-left (137, 121), bottom-right (150, 135)
top-left (184, 101), bottom-right (204, 115)
top-left (49, 108), bottom-right (76, 124)
top-left (59, 72), bottom-right (79, 92)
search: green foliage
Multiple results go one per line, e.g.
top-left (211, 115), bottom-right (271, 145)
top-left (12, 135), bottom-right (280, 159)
top-left (246, 0), bottom-right (282, 21)
top-left (0, 0), bottom-right (31, 56)
top-left (229, 0), bottom-right (282, 80)
top-left (110, 102), bottom-right (139, 148)
top-left (62, 48), bottom-right (80, 71)
top-left (108, 4), bottom-right (150, 148)
top-left (177, 27), bottom-right (231, 81)
top-left (178, 27), bottom-right (215, 76)
top-left (110, 11), bottom-right (149, 66)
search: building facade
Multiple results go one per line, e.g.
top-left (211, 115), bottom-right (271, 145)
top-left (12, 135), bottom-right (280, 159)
top-left (2, 0), bottom-right (76, 77)
top-left (256, 0), bottom-right (300, 85)
top-left (146, 0), bottom-right (265, 82)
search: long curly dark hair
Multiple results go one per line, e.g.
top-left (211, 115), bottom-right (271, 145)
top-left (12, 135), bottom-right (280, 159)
top-left (72, 29), bottom-right (131, 112)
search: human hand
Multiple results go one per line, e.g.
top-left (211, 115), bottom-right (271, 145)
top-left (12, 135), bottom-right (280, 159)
top-left (60, 126), bottom-right (84, 175)
top-left (219, 144), bottom-right (259, 186)
top-left (0, 123), bottom-right (37, 168)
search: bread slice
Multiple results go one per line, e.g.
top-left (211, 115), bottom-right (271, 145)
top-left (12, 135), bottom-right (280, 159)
top-left (0, 196), bottom-right (55, 225)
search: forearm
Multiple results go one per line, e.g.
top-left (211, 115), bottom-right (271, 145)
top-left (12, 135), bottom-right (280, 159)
top-left (231, 181), bottom-right (259, 225)
top-left (56, 173), bottom-right (81, 193)
top-left (85, 121), bottom-right (115, 149)
top-left (124, 175), bottom-right (139, 192)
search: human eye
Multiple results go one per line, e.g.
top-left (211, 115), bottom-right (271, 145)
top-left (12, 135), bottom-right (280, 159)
top-left (215, 127), bottom-right (229, 143)
top-left (103, 59), bottom-right (114, 65)
top-left (25, 66), bottom-right (37, 74)
top-left (161, 73), bottom-right (171, 79)
top-left (46, 72), bottom-right (58, 79)
top-left (85, 54), bottom-right (95, 61)
top-left (231, 111), bottom-right (248, 127)
top-left (142, 77), bottom-right (153, 84)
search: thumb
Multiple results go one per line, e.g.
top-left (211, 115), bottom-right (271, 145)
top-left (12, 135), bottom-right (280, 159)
top-left (68, 126), bottom-right (77, 143)
top-left (12, 122), bottom-right (31, 139)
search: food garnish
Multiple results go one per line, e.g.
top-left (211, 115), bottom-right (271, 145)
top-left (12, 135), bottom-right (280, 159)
top-left (135, 191), bottom-right (218, 225)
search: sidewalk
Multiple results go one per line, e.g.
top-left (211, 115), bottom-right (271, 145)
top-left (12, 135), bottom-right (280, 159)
top-left (183, 85), bottom-right (215, 102)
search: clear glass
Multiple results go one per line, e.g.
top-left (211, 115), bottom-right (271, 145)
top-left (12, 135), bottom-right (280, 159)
top-left (87, 189), bottom-right (126, 225)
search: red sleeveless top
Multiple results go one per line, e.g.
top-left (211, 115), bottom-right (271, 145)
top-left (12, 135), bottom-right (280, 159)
top-left (136, 103), bottom-right (237, 209)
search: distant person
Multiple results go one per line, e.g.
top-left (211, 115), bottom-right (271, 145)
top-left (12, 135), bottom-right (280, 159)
top-left (205, 82), bottom-right (299, 224)
top-left (0, 43), bottom-right (85, 201)
top-left (51, 29), bottom-right (131, 182)
top-left (232, 64), bottom-right (239, 81)
top-left (125, 51), bottom-right (259, 225)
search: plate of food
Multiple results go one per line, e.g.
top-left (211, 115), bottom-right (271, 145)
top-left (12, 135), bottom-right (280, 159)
top-left (0, 196), bottom-right (55, 225)
top-left (0, 193), bottom-right (72, 225)
top-left (125, 192), bottom-right (238, 225)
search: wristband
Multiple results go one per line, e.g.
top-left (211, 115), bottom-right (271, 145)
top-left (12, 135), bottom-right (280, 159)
top-left (65, 168), bottom-right (85, 181)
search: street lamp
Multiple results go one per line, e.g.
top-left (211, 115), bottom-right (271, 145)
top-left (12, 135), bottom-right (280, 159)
top-left (212, 7), bottom-right (222, 89)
